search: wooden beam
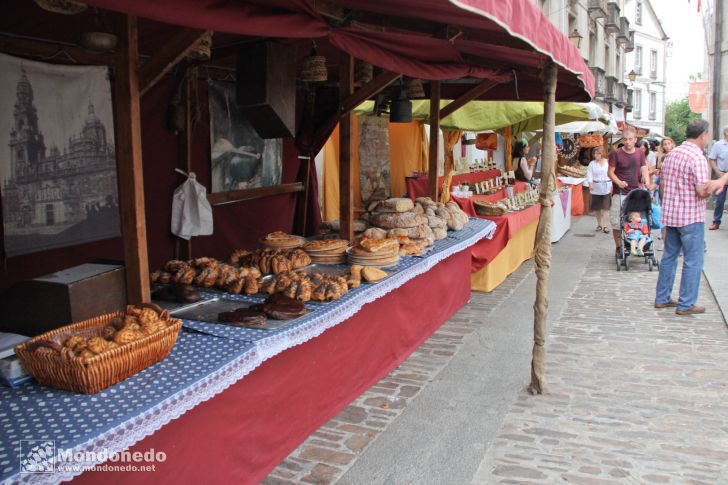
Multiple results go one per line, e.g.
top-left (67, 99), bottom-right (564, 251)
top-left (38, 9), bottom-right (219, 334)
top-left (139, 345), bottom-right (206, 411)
top-left (0, 34), bottom-right (114, 65)
top-left (139, 28), bottom-right (209, 96)
top-left (428, 80), bottom-right (441, 202)
top-left (339, 53), bottom-right (355, 241)
top-left (113, 14), bottom-right (150, 304)
top-left (207, 183), bottom-right (304, 206)
top-left (504, 125), bottom-right (513, 173)
top-left (439, 78), bottom-right (503, 119)
top-left (339, 70), bottom-right (401, 116)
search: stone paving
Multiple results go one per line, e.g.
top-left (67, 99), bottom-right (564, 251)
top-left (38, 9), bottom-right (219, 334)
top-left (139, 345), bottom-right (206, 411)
top-left (473, 244), bottom-right (728, 484)
top-left (263, 261), bottom-right (535, 485)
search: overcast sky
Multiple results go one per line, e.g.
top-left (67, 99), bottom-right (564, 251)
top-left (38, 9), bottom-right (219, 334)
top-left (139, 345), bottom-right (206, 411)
top-left (653, 0), bottom-right (707, 101)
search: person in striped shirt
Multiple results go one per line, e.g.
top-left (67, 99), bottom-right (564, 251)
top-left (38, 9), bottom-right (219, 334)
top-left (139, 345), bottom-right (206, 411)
top-left (655, 119), bottom-right (716, 315)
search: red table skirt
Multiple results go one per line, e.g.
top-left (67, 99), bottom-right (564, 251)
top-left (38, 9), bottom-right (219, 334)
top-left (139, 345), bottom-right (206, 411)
top-left (468, 204), bottom-right (541, 271)
top-left (406, 169), bottom-right (501, 199)
top-left (71, 250), bottom-right (472, 485)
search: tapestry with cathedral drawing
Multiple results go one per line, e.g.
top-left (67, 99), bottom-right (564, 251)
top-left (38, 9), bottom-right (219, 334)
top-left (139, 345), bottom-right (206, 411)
top-left (0, 53), bottom-right (119, 257)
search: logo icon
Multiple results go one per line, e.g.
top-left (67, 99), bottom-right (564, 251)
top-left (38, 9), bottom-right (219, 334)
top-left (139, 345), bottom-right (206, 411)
top-left (20, 440), bottom-right (55, 473)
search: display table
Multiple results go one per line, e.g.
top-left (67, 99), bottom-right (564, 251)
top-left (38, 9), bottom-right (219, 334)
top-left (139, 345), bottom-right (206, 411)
top-left (406, 169), bottom-right (501, 199)
top-left (552, 187), bottom-right (572, 243)
top-left (0, 220), bottom-right (495, 485)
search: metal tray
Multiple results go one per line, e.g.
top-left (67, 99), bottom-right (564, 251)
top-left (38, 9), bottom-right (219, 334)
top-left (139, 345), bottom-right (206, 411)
top-left (171, 298), bottom-right (302, 330)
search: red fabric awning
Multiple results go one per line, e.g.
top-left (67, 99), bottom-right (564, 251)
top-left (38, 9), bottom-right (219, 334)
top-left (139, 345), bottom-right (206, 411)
top-left (79, 0), bottom-right (594, 102)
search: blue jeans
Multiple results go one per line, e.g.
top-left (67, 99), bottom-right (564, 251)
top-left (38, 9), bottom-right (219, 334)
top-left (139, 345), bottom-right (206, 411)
top-left (713, 189), bottom-right (727, 225)
top-left (655, 223), bottom-right (705, 310)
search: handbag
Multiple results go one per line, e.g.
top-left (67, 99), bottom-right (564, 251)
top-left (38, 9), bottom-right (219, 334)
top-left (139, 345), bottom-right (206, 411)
top-left (579, 134), bottom-right (604, 148)
top-left (171, 169), bottom-right (214, 240)
top-left (475, 132), bottom-right (498, 151)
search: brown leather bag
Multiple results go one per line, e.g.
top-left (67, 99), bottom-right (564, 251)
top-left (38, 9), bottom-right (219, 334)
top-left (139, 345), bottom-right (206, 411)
top-left (475, 132), bottom-right (498, 150)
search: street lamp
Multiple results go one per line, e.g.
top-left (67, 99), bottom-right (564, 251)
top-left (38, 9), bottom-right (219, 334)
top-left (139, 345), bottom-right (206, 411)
top-left (568, 29), bottom-right (583, 49)
top-left (627, 70), bottom-right (637, 83)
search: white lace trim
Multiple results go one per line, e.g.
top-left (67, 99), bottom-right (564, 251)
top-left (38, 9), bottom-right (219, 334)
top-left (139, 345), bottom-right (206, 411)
top-left (4, 221), bottom-right (494, 485)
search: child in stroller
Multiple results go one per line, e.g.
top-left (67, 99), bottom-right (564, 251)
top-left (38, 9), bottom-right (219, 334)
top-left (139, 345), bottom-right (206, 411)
top-left (616, 189), bottom-right (659, 271)
top-left (624, 211), bottom-right (650, 256)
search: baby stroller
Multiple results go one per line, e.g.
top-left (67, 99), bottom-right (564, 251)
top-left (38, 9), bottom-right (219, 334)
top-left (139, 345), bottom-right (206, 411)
top-left (616, 189), bottom-right (660, 272)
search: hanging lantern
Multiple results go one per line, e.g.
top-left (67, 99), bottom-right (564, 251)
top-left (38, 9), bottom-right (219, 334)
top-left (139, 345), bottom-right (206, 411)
top-left (354, 60), bottom-right (373, 87)
top-left (299, 41), bottom-right (327, 82)
top-left (389, 79), bottom-right (412, 123)
top-left (188, 31), bottom-right (213, 62)
top-left (405, 77), bottom-right (425, 99)
top-left (34, 0), bottom-right (87, 14)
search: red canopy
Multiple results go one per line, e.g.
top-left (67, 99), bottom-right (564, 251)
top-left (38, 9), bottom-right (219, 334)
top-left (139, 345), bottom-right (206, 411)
top-left (80, 0), bottom-right (594, 102)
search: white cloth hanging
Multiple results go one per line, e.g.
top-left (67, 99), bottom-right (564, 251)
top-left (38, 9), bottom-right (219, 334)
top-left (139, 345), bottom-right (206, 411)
top-left (171, 169), bottom-right (213, 240)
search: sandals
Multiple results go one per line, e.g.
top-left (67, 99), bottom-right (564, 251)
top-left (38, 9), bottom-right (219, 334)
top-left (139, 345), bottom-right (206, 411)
top-left (596, 226), bottom-right (602, 232)
top-left (603, 227), bottom-right (609, 233)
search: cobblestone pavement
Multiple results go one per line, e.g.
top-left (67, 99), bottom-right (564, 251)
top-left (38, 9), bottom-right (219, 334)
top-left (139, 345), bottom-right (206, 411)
top-left (473, 245), bottom-right (728, 484)
top-left (263, 261), bottom-right (535, 485)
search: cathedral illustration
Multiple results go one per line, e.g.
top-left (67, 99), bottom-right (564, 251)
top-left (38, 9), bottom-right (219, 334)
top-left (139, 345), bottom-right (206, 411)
top-left (2, 68), bottom-right (118, 238)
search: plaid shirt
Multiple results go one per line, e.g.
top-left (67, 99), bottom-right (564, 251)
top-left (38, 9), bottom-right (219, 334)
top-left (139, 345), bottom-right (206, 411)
top-left (661, 141), bottom-right (710, 227)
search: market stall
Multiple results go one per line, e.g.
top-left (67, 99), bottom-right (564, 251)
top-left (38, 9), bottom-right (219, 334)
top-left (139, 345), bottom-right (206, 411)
top-left (0, 0), bottom-right (594, 482)
top-left (406, 169), bottom-right (502, 200)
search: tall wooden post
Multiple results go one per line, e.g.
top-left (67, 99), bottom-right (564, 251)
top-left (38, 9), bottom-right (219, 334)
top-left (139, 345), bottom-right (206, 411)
top-left (113, 15), bottom-right (150, 304)
top-left (504, 125), bottom-right (513, 173)
top-left (339, 54), bottom-right (355, 240)
top-left (175, 63), bottom-right (193, 260)
top-left (528, 60), bottom-right (557, 395)
top-left (428, 80), bottom-right (441, 201)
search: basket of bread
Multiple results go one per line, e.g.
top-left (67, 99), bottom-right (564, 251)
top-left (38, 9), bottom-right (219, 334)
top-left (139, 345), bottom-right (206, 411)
top-left (15, 304), bottom-right (182, 394)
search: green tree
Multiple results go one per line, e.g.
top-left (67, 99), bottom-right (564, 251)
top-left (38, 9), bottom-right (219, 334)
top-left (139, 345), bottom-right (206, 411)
top-left (664, 98), bottom-right (701, 144)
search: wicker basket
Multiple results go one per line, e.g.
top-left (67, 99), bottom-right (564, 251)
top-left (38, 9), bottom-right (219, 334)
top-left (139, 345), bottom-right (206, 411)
top-left (15, 310), bottom-right (182, 394)
top-left (473, 200), bottom-right (506, 217)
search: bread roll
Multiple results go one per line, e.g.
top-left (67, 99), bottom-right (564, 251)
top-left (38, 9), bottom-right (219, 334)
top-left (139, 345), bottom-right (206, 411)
top-left (370, 212), bottom-right (427, 229)
top-left (371, 198), bottom-right (414, 213)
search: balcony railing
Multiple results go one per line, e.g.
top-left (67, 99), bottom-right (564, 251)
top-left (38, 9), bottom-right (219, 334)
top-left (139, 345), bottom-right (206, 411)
top-left (624, 30), bottom-right (635, 53)
top-left (617, 17), bottom-right (630, 45)
top-left (605, 76), bottom-right (618, 103)
top-left (588, 0), bottom-right (608, 19)
top-left (605, 1), bottom-right (621, 35)
top-left (590, 66), bottom-right (607, 99)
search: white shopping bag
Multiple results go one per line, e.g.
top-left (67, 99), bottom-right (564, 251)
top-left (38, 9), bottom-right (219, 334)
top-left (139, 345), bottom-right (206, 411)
top-left (171, 169), bottom-right (213, 240)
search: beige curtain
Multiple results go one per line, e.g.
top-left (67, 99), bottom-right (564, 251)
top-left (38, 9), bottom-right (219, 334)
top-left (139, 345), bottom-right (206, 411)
top-left (441, 129), bottom-right (463, 203)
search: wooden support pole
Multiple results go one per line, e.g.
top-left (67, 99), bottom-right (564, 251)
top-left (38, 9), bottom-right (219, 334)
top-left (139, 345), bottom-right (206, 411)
top-left (339, 54), bottom-right (355, 240)
top-left (139, 28), bottom-right (209, 96)
top-left (528, 60), bottom-right (558, 396)
top-left (428, 80), bottom-right (441, 202)
top-left (439, 78), bottom-right (502, 119)
top-left (113, 15), bottom-right (150, 304)
top-left (175, 64), bottom-right (194, 260)
top-left (504, 125), bottom-right (513, 173)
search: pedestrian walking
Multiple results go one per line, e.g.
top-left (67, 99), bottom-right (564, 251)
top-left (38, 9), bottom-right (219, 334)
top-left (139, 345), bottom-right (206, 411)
top-left (608, 126), bottom-right (654, 253)
top-left (586, 146), bottom-right (611, 233)
top-left (655, 119), bottom-right (714, 315)
top-left (708, 126), bottom-right (728, 230)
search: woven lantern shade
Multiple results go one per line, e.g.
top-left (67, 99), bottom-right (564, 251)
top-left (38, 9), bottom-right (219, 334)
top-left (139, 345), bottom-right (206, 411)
top-left (299, 42), bottom-right (327, 82)
top-left (354, 61), bottom-right (373, 87)
top-left (188, 31), bottom-right (213, 61)
top-left (405, 77), bottom-right (425, 98)
top-left (34, 0), bottom-right (87, 14)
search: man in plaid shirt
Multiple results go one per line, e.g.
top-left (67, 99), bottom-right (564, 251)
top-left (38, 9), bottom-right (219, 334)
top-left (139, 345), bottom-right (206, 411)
top-left (655, 119), bottom-right (714, 314)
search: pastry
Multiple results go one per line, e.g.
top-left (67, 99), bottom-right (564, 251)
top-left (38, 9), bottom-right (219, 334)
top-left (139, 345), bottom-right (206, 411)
top-left (262, 294), bottom-right (307, 320)
top-left (217, 308), bottom-right (267, 326)
top-left (303, 239), bottom-right (349, 251)
top-left (362, 267), bottom-right (388, 282)
top-left (358, 237), bottom-right (400, 253)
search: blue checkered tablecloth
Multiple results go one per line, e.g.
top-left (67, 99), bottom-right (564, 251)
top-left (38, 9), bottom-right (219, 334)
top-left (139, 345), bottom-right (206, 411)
top-left (0, 218), bottom-right (495, 485)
